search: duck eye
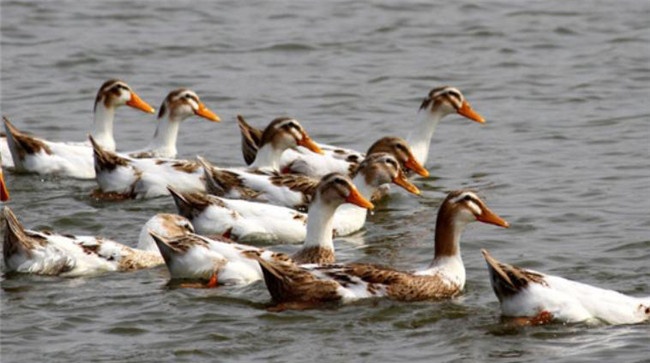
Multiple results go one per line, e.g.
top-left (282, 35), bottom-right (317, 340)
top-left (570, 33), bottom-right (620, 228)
top-left (334, 178), bottom-right (347, 187)
top-left (463, 194), bottom-right (473, 202)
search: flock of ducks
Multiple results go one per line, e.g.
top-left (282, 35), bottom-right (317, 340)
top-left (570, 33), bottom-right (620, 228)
top-left (1, 80), bottom-right (648, 326)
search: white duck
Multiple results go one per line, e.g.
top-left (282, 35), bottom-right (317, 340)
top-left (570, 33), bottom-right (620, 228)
top-left (481, 249), bottom-right (650, 325)
top-left (201, 136), bottom-right (425, 210)
top-left (2, 79), bottom-right (155, 179)
top-left (246, 190), bottom-right (509, 309)
top-left (150, 173), bottom-right (374, 286)
top-left (237, 86), bottom-right (485, 177)
top-left (2, 207), bottom-right (194, 277)
top-left (91, 88), bottom-right (221, 199)
top-left (170, 152), bottom-right (422, 243)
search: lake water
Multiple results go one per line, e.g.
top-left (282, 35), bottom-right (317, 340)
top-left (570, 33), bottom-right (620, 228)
top-left (1, 1), bottom-right (649, 362)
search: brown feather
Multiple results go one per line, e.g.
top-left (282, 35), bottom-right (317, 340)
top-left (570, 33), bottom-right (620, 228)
top-left (237, 115), bottom-right (263, 165)
top-left (3, 207), bottom-right (48, 260)
top-left (3, 117), bottom-right (52, 161)
top-left (482, 249), bottom-right (547, 302)
top-left (291, 246), bottom-right (335, 265)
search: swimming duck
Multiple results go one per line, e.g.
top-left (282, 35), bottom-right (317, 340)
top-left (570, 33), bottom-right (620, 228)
top-left (481, 249), bottom-right (650, 325)
top-left (2, 79), bottom-right (155, 179)
top-left (202, 136), bottom-right (426, 210)
top-left (91, 89), bottom-right (221, 199)
top-left (247, 190), bottom-right (508, 309)
top-left (150, 173), bottom-right (374, 285)
top-left (126, 88), bottom-right (220, 158)
top-left (170, 152), bottom-right (421, 243)
top-left (2, 208), bottom-right (194, 277)
top-left (170, 153), bottom-right (420, 243)
top-left (237, 86), bottom-right (484, 176)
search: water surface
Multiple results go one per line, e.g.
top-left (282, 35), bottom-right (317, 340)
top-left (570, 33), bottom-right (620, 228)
top-left (1, 1), bottom-right (649, 362)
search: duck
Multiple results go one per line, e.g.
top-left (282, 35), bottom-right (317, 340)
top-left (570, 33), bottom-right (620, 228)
top-left (2, 79), bottom-right (156, 179)
top-left (152, 117), bottom-right (324, 204)
top-left (237, 86), bottom-right (485, 177)
top-left (202, 136), bottom-right (427, 210)
top-left (481, 249), bottom-right (650, 325)
top-left (149, 173), bottom-right (374, 286)
top-left (90, 88), bottom-right (221, 199)
top-left (126, 88), bottom-right (220, 158)
top-left (170, 152), bottom-right (422, 243)
top-left (246, 190), bottom-right (509, 309)
top-left (2, 207), bottom-right (194, 277)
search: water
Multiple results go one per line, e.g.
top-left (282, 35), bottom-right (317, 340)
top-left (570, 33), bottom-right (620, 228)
top-left (1, 0), bottom-right (649, 362)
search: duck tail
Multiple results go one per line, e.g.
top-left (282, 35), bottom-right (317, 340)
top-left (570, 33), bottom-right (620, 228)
top-left (481, 249), bottom-right (546, 302)
top-left (236, 115), bottom-right (262, 165)
top-left (3, 116), bottom-right (51, 168)
top-left (167, 185), bottom-right (212, 219)
top-left (148, 230), bottom-right (183, 266)
top-left (243, 251), bottom-right (295, 302)
top-left (196, 156), bottom-right (229, 196)
top-left (89, 135), bottom-right (129, 173)
top-left (3, 207), bottom-right (37, 261)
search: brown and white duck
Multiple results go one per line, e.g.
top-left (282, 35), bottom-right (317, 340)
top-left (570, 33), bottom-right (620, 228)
top-left (91, 88), bottom-right (220, 199)
top-left (247, 190), bottom-right (508, 308)
top-left (150, 173), bottom-right (374, 285)
top-left (170, 152), bottom-right (421, 243)
top-left (2, 79), bottom-right (155, 178)
top-left (202, 135), bottom-right (427, 210)
top-left (2, 207), bottom-right (194, 277)
top-left (237, 86), bottom-right (484, 177)
top-left (482, 250), bottom-right (650, 325)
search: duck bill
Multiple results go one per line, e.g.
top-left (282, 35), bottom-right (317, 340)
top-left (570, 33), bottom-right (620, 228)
top-left (298, 133), bottom-right (324, 154)
top-left (476, 207), bottom-right (509, 228)
top-left (0, 171), bottom-right (9, 202)
top-left (126, 91), bottom-right (156, 114)
top-left (194, 102), bottom-right (221, 122)
top-left (392, 173), bottom-right (421, 195)
top-left (403, 156), bottom-right (429, 177)
top-left (346, 187), bottom-right (374, 210)
top-left (457, 100), bottom-right (485, 124)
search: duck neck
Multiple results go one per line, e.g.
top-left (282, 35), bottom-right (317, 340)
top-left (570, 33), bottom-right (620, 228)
top-left (250, 143), bottom-right (283, 170)
top-left (406, 108), bottom-right (445, 165)
top-left (428, 212), bottom-right (467, 285)
top-left (147, 116), bottom-right (181, 158)
top-left (302, 195), bottom-right (338, 251)
top-left (91, 103), bottom-right (117, 151)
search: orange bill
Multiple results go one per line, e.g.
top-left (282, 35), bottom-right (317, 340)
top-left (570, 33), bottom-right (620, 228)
top-left (476, 206), bottom-right (509, 228)
top-left (126, 91), bottom-right (156, 114)
top-left (457, 100), bottom-right (485, 123)
top-left (298, 133), bottom-right (324, 154)
top-left (392, 172), bottom-right (420, 195)
top-left (194, 102), bottom-right (221, 122)
top-left (345, 186), bottom-right (374, 210)
top-left (0, 171), bottom-right (9, 202)
top-left (403, 156), bottom-right (429, 177)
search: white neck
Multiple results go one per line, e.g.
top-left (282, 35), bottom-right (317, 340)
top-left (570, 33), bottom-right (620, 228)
top-left (146, 116), bottom-right (182, 158)
top-left (91, 103), bottom-right (117, 151)
top-left (406, 108), bottom-right (445, 165)
top-left (302, 195), bottom-right (339, 250)
top-left (250, 143), bottom-right (283, 170)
